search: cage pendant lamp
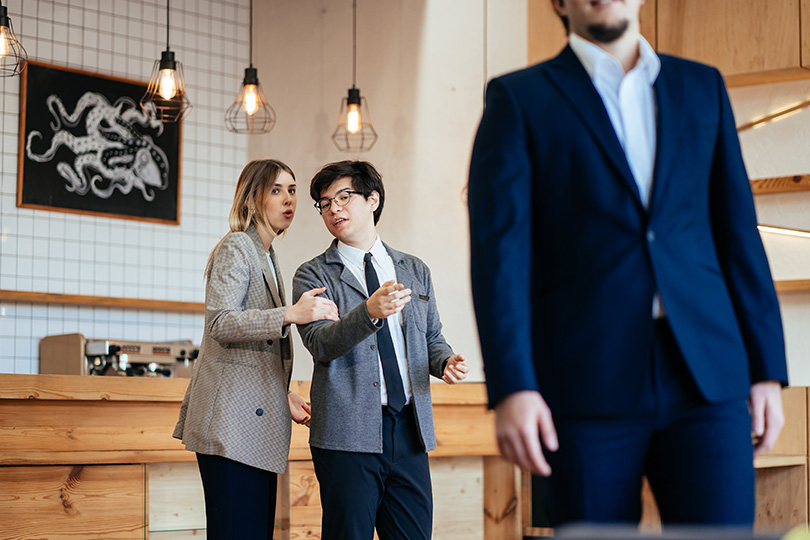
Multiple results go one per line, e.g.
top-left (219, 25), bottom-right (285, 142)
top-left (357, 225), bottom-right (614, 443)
top-left (332, 0), bottom-right (377, 152)
top-left (140, 0), bottom-right (192, 123)
top-left (0, 1), bottom-right (26, 77)
top-left (225, 0), bottom-right (275, 134)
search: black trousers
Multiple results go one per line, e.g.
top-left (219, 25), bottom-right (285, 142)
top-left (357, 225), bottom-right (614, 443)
top-left (311, 404), bottom-right (433, 540)
top-left (544, 318), bottom-right (755, 527)
top-left (196, 452), bottom-right (278, 540)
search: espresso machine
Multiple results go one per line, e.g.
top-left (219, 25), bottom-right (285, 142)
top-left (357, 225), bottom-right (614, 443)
top-left (39, 333), bottom-right (198, 377)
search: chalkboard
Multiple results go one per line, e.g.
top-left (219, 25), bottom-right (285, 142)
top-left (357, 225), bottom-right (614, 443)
top-left (17, 62), bottom-right (182, 225)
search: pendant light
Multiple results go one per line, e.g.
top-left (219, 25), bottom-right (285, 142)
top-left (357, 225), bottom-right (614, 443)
top-left (0, 0), bottom-right (26, 77)
top-left (332, 0), bottom-right (377, 152)
top-left (140, 0), bottom-right (192, 123)
top-left (225, 0), bottom-right (275, 133)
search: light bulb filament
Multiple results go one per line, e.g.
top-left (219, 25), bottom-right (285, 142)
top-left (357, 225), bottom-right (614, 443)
top-left (347, 104), bottom-right (361, 134)
top-left (0, 27), bottom-right (11, 58)
top-left (243, 84), bottom-right (259, 116)
top-left (158, 69), bottom-right (177, 100)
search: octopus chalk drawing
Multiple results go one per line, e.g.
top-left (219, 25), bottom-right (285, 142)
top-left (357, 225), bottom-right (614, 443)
top-left (25, 92), bottom-right (170, 201)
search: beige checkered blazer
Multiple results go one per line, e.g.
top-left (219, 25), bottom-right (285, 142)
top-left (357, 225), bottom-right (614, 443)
top-left (173, 225), bottom-right (293, 474)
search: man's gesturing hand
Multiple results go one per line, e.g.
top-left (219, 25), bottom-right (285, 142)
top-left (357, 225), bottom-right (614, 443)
top-left (367, 280), bottom-right (411, 320)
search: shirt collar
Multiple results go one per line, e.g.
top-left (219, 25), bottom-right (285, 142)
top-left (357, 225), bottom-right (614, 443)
top-left (569, 32), bottom-right (660, 87)
top-left (336, 235), bottom-right (385, 268)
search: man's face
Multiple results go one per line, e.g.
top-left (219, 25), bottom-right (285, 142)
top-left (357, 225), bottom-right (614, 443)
top-left (553, 0), bottom-right (643, 44)
top-left (318, 176), bottom-right (378, 248)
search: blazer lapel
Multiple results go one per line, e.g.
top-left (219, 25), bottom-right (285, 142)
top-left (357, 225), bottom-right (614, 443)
top-left (649, 56), bottom-right (682, 214)
top-left (544, 46), bottom-right (643, 209)
top-left (384, 243), bottom-right (417, 329)
top-left (247, 226), bottom-right (282, 307)
top-left (324, 241), bottom-right (368, 298)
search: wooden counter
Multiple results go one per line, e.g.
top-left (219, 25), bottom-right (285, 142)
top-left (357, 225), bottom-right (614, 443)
top-left (0, 374), bottom-right (515, 539)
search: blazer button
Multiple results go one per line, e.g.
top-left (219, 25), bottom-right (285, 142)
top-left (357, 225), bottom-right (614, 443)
top-left (256, 409), bottom-right (263, 416)
top-left (646, 230), bottom-right (655, 242)
top-left (373, 382), bottom-right (379, 387)
top-left (370, 344), bottom-right (376, 350)
top-left (267, 340), bottom-right (273, 346)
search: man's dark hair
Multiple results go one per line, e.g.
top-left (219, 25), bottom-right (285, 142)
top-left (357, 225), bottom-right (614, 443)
top-left (310, 160), bottom-right (385, 224)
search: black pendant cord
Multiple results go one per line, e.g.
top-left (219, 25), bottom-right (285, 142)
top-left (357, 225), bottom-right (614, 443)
top-left (166, 0), bottom-right (171, 50)
top-left (249, 0), bottom-right (254, 68)
top-left (352, 0), bottom-right (357, 88)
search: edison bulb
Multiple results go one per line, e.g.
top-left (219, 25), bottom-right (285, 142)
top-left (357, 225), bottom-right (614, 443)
top-left (158, 69), bottom-right (177, 100)
top-left (346, 103), bottom-right (361, 134)
top-left (243, 84), bottom-right (259, 116)
top-left (0, 27), bottom-right (10, 58)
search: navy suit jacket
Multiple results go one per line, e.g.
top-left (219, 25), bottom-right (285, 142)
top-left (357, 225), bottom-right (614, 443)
top-left (468, 46), bottom-right (788, 417)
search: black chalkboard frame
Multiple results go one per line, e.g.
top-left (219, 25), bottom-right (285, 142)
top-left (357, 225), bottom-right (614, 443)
top-left (16, 61), bottom-right (182, 225)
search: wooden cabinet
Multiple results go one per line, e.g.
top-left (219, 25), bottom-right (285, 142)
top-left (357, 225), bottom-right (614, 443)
top-left (528, 0), bottom-right (810, 86)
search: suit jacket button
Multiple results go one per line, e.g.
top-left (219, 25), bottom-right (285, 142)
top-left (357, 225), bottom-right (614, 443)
top-left (370, 344), bottom-right (376, 350)
top-left (647, 230), bottom-right (655, 242)
top-left (256, 409), bottom-right (263, 416)
top-left (373, 382), bottom-right (379, 387)
top-left (267, 340), bottom-right (273, 346)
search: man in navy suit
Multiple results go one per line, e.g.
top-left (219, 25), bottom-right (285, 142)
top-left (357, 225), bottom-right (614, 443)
top-left (468, 0), bottom-right (789, 527)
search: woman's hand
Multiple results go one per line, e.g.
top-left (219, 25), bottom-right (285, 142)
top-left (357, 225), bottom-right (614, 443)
top-left (288, 392), bottom-right (311, 428)
top-left (284, 287), bottom-right (339, 325)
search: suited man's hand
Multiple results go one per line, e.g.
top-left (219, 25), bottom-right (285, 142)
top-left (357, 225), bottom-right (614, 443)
top-left (285, 287), bottom-right (339, 325)
top-left (442, 355), bottom-right (469, 384)
top-left (288, 392), bottom-right (311, 428)
top-left (750, 381), bottom-right (784, 456)
top-left (495, 390), bottom-right (558, 476)
top-left (367, 280), bottom-right (411, 320)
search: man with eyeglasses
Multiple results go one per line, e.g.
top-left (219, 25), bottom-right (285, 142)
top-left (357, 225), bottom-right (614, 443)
top-left (292, 160), bottom-right (469, 540)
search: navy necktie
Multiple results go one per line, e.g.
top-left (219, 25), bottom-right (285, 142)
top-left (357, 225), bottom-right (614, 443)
top-left (364, 252), bottom-right (406, 412)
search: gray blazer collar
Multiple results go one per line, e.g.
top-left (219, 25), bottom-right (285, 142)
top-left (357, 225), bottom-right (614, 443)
top-left (323, 238), bottom-right (414, 297)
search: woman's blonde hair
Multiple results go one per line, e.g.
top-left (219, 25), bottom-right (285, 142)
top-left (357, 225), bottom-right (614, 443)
top-left (206, 159), bottom-right (295, 277)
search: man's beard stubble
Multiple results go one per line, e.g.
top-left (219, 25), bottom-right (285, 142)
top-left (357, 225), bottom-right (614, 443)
top-left (587, 19), bottom-right (630, 43)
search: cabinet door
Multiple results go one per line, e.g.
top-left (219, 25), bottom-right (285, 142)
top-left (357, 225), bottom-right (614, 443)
top-left (0, 464), bottom-right (146, 539)
top-left (658, 0), bottom-right (802, 84)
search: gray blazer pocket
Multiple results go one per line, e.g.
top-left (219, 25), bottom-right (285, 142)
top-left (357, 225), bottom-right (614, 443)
top-left (221, 343), bottom-right (260, 367)
top-left (410, 295), bottom-right (430, 333)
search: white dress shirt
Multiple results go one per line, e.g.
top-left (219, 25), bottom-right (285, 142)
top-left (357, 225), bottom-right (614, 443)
top-left (336, 236), bottom-right (412, 405)
top-left (569, 32), bottom-right (665, 317)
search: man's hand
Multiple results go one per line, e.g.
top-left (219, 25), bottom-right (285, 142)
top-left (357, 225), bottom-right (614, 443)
top-left (288, 392), bottom-right (311, 428)
top-left (366, 280), bottom-right (411, 320)
top-left (442, 354), bottom-right (469, 384)
top-left (285, 287), bottom-right (339, 325)
top-left (750, 381), bottom-right (784, 456)
top-left (495, 390), bottom-right (558, 476)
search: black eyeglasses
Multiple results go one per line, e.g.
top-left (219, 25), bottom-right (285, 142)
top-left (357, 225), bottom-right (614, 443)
top-left (314, 190), bottom-right (360, 214)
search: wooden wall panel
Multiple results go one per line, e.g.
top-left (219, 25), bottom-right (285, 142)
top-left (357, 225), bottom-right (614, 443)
top-left (764, 387), bottom-right (808, 457)
top-left (483, 455), bottom-right (519, 539)
top-left (0, 464), bottom-right (145, 539)
top-left (658, 0), bottom-right (799, 75)
top-left (755, 464), bottom-right (808, 530)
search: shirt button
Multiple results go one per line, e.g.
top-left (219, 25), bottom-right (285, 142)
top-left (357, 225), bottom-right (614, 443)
top-left (373, 382), bottom-right (379, 387)
top-left (647, 230), bottom-right (655, 242)
top-left (370, 344), bottom-right (376, 350)
top-left (256, 409), bottom-right (263, 416)
top-left (267, 340), bottom-right (273, 346)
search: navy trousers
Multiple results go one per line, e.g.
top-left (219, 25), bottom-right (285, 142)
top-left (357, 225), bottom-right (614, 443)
top-left (543, 318), bottom-right (755, 527)
top-left (311, 404), bottom-right (433, 540)
top-left (196, 452), bottom-right (278, 540)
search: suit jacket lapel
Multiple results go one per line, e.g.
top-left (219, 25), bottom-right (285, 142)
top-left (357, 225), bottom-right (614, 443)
top-left (544, 46), bottom-right (643, 210)
top-left (649, 56), bottom-right (681, 214)
top-left (384, 243), bottom-right (417, 329)
top-left (324, 240), bottom-right (368, 298)
top-left (247, 226), bottom-right (283, 307)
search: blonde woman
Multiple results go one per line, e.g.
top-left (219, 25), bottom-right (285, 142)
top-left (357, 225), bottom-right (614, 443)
top-left (174, 159), bottom-right (338, 539)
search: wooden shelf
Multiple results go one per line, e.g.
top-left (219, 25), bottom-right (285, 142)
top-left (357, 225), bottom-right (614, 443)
top-left (0, 289), bottom-right (204, 313)
top-left (755, 455), bottom-right (807, 469)
top-left (775, 280), bottom-right (810, 293)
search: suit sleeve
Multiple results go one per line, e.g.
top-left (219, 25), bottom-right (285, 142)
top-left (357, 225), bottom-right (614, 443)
top-left (293, 261), bottom-right (381, 363)
top-left (468, 77), bottom-right (541, 406)
top-left (707, 68), bottom-right (788, 386)
top-left (206, 235), bottom-right (289, 344)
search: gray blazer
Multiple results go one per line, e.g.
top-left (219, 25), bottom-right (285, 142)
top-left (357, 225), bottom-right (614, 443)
top-left (173, 225), bottom-right (293, 474)
top-left (293, 240), bottom-right (454, 453)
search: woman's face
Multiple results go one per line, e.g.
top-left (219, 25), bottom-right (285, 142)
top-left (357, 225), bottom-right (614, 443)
top-left (263, 171), bottom-right (297, 234)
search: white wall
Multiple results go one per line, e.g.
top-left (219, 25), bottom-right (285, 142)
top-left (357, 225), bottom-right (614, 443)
top-left (730, 80), bottom-right (810, 385)
top-left (251, 0), bottom-right (527, 382)
top-left (0, 0), bottom-right (252, 373)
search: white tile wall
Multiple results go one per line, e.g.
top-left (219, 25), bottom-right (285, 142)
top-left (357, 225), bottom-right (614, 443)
top-left (0, 0), bottom-right (253, 373)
